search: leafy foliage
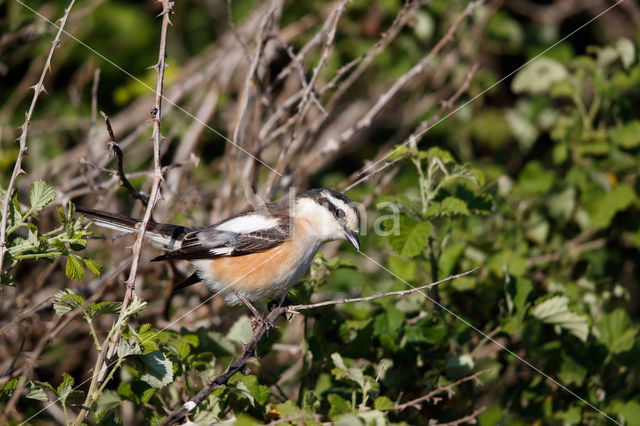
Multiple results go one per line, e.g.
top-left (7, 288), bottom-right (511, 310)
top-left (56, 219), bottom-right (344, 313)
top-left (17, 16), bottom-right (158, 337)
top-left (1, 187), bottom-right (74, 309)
top-left (0, 180), bottom-right (102, 285)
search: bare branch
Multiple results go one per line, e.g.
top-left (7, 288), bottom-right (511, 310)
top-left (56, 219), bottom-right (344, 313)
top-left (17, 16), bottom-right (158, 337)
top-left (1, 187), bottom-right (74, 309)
top-left (73, 1), bottom-right (174, 423)
top-left (0, 0), bottom-right (77, 276)
top-left (342, 63), bottom-right (479, 192)
top-left (289, 267), bottom-right (479, 312)
top-left (395, 369), bottom-right (490, 411)
top-left (100, 111), bottom-right (150, 206)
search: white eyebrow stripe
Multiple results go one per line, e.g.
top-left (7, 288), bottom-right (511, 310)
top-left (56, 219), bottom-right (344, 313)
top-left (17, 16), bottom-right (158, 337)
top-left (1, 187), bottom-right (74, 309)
top-left (214, 214), bottom-right (281, 234)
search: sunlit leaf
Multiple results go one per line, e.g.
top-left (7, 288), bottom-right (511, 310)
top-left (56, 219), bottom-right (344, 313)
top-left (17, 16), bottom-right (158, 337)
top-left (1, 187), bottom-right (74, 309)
top-left (531, 296), bottom-right (589, 342)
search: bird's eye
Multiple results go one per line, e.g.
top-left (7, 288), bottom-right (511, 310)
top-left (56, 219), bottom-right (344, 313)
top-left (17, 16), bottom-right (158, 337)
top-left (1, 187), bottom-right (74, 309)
top-left (335, 209), bottom-right (345, 219)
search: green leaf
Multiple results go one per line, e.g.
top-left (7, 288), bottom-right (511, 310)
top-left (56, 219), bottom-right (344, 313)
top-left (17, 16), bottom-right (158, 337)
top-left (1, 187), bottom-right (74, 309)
top-left (239, 375), bottom-right (270, 406)
top-left (388, 217), bottom-right (432, 258)
top-left (444, 354), bottom-right (475, 379)
top-left (608, 121), bottom-right (640, 149)
top-left (0, 378), bottom-right (19, 400)
top-left (85, 301), bottom-right (122, 319)
top-left (26, 382), bottom-right (49, 401)
top-left (515, 161), bottom-right (553, 196)
top-left (374, 396), bottom-right (395, 411)
top-left (512, 57), bottom-right (568, 94)
top-left (57, 372), bottom-right (74, 403)
top-left (65, 254), bottom-right (85, 281)
top-left (328, 393), bottom-right (352, 420)
top-left (588, 184), bottom-right (637, 229)
top-left (531, 296), bottom-right (589, 342)
top-left (387, 255), bottom-right (416, 282)
top-left (83, 257), bottom-right (104, 276)
top-left (137, 351), bottom-right (174, 388)
top-left (610, 400), bottom-right (640, 426)
top-left (426, 196), bottom-right (470, 217)
top-left (595, 309), bottom-right (637, 354)
top-left (53, 289), bottom-right (85, 316)
top-left (29, 180), bottom-right (56, 212)
top-left (227, 315), bottom-right (253, 344)
top-left (558, 353), bottom-right (588, 386)
top-left (615, 38), bottom-right (635, 68)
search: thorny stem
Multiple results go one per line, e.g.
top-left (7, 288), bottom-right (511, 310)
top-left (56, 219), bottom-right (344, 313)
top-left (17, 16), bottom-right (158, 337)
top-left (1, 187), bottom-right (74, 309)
top-left (0, 0), bottom-right (77, 276)
top-left (74, 1), bottom-right (174, 423)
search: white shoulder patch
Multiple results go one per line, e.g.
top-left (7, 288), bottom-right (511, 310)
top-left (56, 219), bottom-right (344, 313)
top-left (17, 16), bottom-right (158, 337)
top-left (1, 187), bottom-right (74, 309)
top-left (215, 214), bottom-right (280, 234)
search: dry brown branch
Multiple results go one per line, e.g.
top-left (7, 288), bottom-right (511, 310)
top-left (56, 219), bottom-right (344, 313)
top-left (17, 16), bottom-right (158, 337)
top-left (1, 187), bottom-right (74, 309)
top-left (320, 1), bottom-right (483, 159)
top-left (297, 1), bottom-right (484, 180)
top-left (395, 369), bottom-right (489, 411)
top-left (159, 267), bottom-right (479, 425)
top-left (432, 406), bottom-right (487, 426)
top-left (323, 0), bottom-right (421, 110)
top-left (342, 63), bottom-right (479, 192)
top-left (0, 0), bottom-right (77, 275)
top-left (101, 111), bottom-right (150, 206)
top-left (72, 2), bottom-right (174, 423)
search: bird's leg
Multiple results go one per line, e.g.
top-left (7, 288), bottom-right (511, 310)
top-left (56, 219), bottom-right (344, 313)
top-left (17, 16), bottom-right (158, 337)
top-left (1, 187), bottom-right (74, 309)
top-left (237, 293), bottom-right (274, 331)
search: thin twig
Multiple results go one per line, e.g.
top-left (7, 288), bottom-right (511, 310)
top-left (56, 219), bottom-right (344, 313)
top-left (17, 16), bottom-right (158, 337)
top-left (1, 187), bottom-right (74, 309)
top-left (342, 63), bottom-right (479, 192)
top-left (289, 267), bottom-right (479, 312)
top-left (395, 369), bottom-right (489, 411)
top-left (432, 406), bottom-right (487, 426)
top-left (101, 111), bottom-right (150, 205)
top-left (73, 2), bottom-right (174, 423)
top-left (0, 0), bottom-right (77, 276)
top-left (159, 267), bottom-right (479, 425)
top-left (308, 1), bottom-right (484, 172)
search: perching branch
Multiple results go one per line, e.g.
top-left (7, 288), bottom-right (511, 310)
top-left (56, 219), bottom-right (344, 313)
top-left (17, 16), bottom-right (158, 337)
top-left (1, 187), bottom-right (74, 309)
top-left (0, 0), bottom-right (77, 276)
top-left (159, 266), bottom-right (479, 425)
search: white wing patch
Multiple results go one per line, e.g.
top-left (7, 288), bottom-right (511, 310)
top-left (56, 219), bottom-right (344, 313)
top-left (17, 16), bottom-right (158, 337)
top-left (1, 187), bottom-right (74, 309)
top-left (209, 247), bottom-right (234, 256)
top-left (215, 214), bottom-right (281, 234)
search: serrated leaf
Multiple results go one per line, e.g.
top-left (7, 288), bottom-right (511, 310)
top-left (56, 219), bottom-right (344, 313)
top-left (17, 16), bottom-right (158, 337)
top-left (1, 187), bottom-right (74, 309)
top-left (57, 372), bottom-right (74, 403)
top-left (53, 289), bottom-right (85, 316)
top-left (227, 315), bottom-right (253, 344)
top-left (138, 351), bottom-right (174, 388)
top-left (531, 296), bottom-right (589, 342)
top-left (82, 257), bottom-right (103, 276)
top-left (595, 309), bottom-right (637, 354)
top-left (239, 375), bottom-right (271, 406)
top-left (65, 254), bottom-right (85, 281)
top-left (123, 296), bottom-right (147, 317)
top-left (117, 336), bottom-right (142, 359)
top-left (427, 197), bottom-right (470, 217)
top-left (26, 382), bottom-right (49, 401)
top-left (85, 301), bottom-right (122, 319)
top-left (29, 180), bottom-right (56, 212)
top-left (388, 217), bottom-right (431, 258)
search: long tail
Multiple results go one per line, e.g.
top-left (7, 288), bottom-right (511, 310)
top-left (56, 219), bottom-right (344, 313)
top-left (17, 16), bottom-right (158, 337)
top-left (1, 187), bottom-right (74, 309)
top-left (76, 207), bottom-right (194, 250)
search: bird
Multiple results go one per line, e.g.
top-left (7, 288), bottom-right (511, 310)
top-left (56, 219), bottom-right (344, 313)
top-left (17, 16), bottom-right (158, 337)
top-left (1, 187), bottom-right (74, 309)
top-left (76, 188), bottom-right (360, 323)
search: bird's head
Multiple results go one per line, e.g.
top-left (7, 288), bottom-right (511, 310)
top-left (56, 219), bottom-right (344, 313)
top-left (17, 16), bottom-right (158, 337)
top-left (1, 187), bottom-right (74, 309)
top-left (296, 188), bottom-right (360, 250)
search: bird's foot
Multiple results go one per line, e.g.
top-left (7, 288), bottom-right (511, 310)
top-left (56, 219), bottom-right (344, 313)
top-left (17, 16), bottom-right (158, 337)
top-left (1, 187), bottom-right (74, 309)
top-left (250, 312), bottom-right (275, 332)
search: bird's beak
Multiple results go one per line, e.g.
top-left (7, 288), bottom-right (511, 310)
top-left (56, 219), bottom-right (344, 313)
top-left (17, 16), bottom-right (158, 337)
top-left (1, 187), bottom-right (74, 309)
top-left (344, 229), bottom-right (360, 251)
